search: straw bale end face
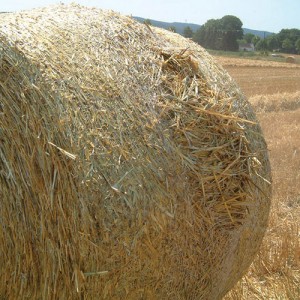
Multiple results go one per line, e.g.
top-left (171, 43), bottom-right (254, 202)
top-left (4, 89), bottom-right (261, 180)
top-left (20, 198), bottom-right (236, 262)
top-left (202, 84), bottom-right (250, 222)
top-left (0, 4), bottom-right (271, 299)
top-left (286, 56), bottom-right (295, 63)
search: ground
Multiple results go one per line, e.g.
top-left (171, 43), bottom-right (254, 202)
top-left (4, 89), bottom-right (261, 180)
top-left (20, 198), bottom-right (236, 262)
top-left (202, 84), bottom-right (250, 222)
top-left (216, 55), bottom-right (300, 300)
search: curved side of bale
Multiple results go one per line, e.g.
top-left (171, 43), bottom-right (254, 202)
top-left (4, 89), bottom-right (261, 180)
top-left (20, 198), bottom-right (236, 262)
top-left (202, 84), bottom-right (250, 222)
top-left (154, 30), bottom-right (272, 298)
top-left (0, 4), bottom-right (271, 299)
top-left (0, 40), bottom-right (84, 298)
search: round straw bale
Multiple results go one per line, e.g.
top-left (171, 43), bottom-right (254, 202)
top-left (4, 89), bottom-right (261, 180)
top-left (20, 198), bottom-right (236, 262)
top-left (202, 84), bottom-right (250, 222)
top-left (0, 4), bottom-right (271, 299)
top-left (286, 56), bottom-right (295, 63)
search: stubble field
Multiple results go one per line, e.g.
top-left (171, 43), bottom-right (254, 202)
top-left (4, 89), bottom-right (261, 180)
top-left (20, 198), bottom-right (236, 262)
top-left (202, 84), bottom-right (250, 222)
top-left (217, 56), bottom-right (300, 299)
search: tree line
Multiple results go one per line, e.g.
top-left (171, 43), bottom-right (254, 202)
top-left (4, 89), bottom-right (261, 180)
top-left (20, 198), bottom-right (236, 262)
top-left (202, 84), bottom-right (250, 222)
top-left (145, 16), bottom-right (300, 54)
top-left (249, 29), bottom-right (300, 54)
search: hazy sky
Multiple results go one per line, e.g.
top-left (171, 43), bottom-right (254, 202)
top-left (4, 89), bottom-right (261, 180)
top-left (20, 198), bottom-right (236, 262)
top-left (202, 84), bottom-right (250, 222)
top-left (1, 0), bottom-right (299, 33)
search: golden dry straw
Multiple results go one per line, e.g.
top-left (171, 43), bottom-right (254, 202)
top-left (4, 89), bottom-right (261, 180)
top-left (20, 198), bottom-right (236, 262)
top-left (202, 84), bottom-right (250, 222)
top-left (0, 4), bottom-right (271, 299)
top-left (286, 56), bottom-right (295, 63)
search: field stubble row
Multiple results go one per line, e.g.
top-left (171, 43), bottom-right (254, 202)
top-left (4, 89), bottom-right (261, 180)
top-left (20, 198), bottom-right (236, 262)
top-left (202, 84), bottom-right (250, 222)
top-left (225, 66), bottom-right (300, 97)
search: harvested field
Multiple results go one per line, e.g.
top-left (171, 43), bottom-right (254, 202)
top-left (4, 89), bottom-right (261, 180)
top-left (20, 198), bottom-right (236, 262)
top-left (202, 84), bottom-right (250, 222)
top-left (216, 56), bottom-right (300, 97)
top-left (216, 56), bottom-right (300, 68)
top-left (224, 66), bottom-right (300, 97)
top-left (219, 56), bottom-right (300, 300)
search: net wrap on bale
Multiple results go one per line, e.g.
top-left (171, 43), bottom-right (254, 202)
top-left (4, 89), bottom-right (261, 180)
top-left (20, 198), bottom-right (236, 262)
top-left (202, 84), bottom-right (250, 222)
top-left (0, 4), bottom-right (271, 299)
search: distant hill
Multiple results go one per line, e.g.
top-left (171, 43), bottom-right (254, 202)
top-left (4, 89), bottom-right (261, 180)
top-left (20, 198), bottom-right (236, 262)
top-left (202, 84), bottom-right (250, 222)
top-left (243, 28), bottom-right (273, 38)
top-left (133, 17), bottom-right (274, 38)
top-left (133, 17), bottom-right (201, 35)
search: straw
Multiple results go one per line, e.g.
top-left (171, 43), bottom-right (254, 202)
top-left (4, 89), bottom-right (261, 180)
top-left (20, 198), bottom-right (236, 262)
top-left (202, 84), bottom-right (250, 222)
top-left (0, 4), bottom-right (271, 299)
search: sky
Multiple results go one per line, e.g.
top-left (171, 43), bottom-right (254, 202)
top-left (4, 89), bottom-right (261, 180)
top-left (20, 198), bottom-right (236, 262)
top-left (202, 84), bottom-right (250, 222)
top-left (1, 0), bottom-right (299, 33)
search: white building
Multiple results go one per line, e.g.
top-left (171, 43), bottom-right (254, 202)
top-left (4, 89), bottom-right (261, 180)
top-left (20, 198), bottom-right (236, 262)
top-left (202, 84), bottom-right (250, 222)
top-left (239, 43), bottom-right (255, 52)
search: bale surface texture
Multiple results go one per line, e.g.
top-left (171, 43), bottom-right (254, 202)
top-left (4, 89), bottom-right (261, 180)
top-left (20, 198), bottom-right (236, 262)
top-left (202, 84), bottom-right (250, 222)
top-left (0, 4), bottom-right (271, 299)
top-left (286, 56), bottom-right (295, 63)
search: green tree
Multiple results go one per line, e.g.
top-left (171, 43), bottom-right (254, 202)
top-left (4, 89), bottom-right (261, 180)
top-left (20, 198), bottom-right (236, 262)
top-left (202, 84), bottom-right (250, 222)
top-left (219, 15), bottom-right (243, 51)
top-left (193, 15), bottom-right (243, 51)
top-left (244, 33), bottom-right (255, 43)
top-left (238, 39), bottom-right (247, 45)
top-left (252, 35), bottom-right (261, 46)
top-left (193, 19), bottom-right (222, 49)
top-left (183, 26), bottom-right (194, 38)
top-left (168, 26), bottom-right (177, 33)
top-left (266, 34), bottom-right (279, 51)
top-left (296, 38), bottom-right (300, 54)
top-left (277, 29), bottom-right (300, 53)
top-left (255, 39), bottom-right (268, 52)
top-left (282, 38), bottom-right (294, 52)
top-left (193, 27), bottom-right (205, 46)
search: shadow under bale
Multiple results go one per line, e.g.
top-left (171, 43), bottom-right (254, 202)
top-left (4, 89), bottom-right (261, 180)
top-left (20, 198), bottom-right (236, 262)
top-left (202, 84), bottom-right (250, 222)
top-left (0, 4), bottom-right (271, 299)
